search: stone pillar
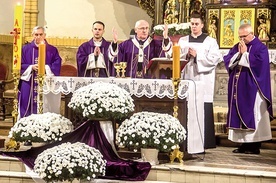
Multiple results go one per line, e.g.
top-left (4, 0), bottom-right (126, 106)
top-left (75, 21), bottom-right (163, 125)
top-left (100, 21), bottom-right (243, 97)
top-left (24, 0), bottom-right (38, 39)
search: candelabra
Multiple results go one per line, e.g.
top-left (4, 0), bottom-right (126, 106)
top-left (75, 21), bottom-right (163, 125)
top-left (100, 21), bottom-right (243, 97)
top-left (11, 71), bottom-right (20, 123)
top-left (172, 78), bottom-right (180, 118)
top-left (37, 74), bottom-right (45, 114)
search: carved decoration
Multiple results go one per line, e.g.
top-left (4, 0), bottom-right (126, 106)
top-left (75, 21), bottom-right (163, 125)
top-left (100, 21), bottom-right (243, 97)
top-left (136, 0), bottom-right (155, 19)
top-left (256, 8), bottom-right (271, 41)
top-left (220, 8), bottom-right (255, 48)
top-left (207, 9), bottom-right (219, 41)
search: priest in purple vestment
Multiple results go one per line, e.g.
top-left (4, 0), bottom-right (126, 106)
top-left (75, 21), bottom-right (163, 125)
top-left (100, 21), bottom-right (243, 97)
top-left (223, 24), bottom-right (273, 154)
top-left (77, 21), bottom-right (116, 77)
top-left (18, 26), bottom-right (61, 119)
top-left (110, 20), bottom-right (172, 78)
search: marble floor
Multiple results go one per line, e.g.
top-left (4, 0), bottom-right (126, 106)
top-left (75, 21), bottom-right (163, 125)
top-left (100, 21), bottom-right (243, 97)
top-left (84, 146), bottom-right (276, 183)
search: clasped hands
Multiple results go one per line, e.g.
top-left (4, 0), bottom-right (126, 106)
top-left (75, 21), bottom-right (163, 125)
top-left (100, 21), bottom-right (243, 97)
top-left (238, 40), bottom-right (247, 54)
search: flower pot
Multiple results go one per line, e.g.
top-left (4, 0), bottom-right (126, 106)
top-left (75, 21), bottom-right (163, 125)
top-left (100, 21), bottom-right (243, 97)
top-left (141, 148), bottom-right (159, 165)
top-left (32, 142), bottom-right (47, 148)
top-left (153, 34), bottom-right (184, 43)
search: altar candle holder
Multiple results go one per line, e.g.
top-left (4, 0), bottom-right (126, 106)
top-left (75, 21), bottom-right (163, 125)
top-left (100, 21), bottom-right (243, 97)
top-left (172, 78), bottom-right (180, 118)
top-left (37, 74), bottom-right (45, 114)
top-left (11, 71), bottom-right (20, 123)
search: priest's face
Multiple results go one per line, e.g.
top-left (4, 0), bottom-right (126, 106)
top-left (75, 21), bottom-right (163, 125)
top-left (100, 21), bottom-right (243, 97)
top-left (135, 20), bottom-right (149, 40)
top-left (190, 18), bottom-right (204, 36)
top-left (238, 28), bottom-right (253, 44)
top-left (33, 28), bottom-right (46, 45)
top-left (92, 23), bottom-right (105, 41)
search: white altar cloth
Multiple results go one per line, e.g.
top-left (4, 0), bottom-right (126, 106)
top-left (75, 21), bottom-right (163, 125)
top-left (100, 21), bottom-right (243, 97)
top-left (43, 76), bottom-right (205, 154)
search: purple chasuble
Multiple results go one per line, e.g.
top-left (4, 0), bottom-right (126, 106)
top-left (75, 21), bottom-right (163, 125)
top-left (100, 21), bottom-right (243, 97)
top-left (223, 37), bottom-right (273, 130)
top-left (19, 40), bottom-right (61, 118)
top-left (77, 38), bottom-right (114, 77)
top-left (117, 36), bottom-right (165, 78)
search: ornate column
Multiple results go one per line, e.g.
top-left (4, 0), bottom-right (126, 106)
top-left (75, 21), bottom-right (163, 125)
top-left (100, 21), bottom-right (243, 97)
top-left (24, 0), bottom-right (38, 39)
top-left (154, 0), bottom-right (162, 25)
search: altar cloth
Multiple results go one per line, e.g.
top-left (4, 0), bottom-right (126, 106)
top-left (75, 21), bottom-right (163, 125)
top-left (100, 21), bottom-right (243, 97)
top-left (43, 77), bottom-right (205, 154)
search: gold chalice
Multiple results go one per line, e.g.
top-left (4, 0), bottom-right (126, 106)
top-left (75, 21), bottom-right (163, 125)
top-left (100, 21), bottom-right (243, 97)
top-left (120, 62), bottom-right (127, 78)
top-left (114, 62), bottom-right (122, 78)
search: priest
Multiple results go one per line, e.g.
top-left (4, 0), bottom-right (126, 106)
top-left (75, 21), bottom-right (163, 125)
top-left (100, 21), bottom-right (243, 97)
top-left (223, 24), bottom-right (273, 154)
top-left (77, 21), bottom-right (116, 77)
top-left (19, 26), bottom-right (61, 119)
top-left (110, 20), bottom-right (172, 78)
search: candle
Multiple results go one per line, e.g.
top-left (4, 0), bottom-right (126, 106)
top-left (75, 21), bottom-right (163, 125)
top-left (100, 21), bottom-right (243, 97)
top-left (11, 3), bottom-right (23, 72)
top-left (38, 42), bottom-right (46, 75)
top-left (172, 45), bottom-right (180, 79)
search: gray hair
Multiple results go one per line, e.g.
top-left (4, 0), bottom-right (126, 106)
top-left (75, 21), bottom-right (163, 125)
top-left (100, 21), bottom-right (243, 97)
top-left (32, 26), bottom-right (46, 34)
top-left (239, 24), bottom-right (253, 34)
top-left (134, 20), bottom-right (149, 29)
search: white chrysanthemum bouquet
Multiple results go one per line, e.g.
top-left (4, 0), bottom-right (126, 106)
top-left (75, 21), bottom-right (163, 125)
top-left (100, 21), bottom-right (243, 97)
top-left (153, 23), bottom-right (190, 36)
top-left (68, 82), bottom-right (135, 120)
top-left (116, 111), bottom-right (186, 152)
top-left (8, 112), bottom-right (73, 143)
top-left (34, 142), bottom-right (106, 182)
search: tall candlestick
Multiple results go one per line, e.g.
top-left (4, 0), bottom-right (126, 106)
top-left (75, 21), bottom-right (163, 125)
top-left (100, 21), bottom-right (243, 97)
top-left (11, 3), bottom-right (23, 72)
top-left (172, 45), bottom-right (180, 79)
top-left (38, 42), bottom-right (46, 75)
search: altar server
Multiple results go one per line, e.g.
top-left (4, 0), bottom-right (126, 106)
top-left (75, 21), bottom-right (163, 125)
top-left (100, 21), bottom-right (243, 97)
top-left (178, 12), bottom-right (221, 149)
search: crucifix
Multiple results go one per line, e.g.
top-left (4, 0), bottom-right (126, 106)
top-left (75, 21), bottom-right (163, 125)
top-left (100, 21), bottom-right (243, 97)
top-left (10, 28), bottom-right (21, 45)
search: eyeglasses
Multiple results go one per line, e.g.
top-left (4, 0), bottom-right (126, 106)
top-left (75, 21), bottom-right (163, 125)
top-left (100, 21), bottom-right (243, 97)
top-left (238, 33), bottom-right (251, 39)
top-left (34, 33), bottom-right (44, 36)
top-left (137, 27), bottom-right (149, 31)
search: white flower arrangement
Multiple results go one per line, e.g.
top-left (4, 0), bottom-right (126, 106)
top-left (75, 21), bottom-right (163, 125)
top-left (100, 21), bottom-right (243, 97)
top-left (8, 112), bottom-right (73, 143)
top-left (34, 142), bottom-right (106, 182)
top-left (116, 111), bottom-right (186, 153)
top-left (153, 23), bottom-right (191, 36)
top-left (68, 82), bottom-right (135, 120)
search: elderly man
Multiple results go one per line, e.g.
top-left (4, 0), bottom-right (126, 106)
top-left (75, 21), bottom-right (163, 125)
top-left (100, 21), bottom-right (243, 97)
top-left (110, 20), bottom-right (171, 78)
top-left (19, 26), bottom-right (61, 119)
top-left (223, 24), bottom-right (273, 154)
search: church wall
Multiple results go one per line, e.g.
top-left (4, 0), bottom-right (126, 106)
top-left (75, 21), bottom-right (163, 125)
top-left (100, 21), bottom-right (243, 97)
top-left (0, 0), bottom-right (152, 40)
top-left (0, 0), bottom-right (152, 83)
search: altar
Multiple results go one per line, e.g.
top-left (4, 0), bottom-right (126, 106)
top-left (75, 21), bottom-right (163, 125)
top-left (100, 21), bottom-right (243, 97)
top-left (43, 76), bottom-right (205, 154)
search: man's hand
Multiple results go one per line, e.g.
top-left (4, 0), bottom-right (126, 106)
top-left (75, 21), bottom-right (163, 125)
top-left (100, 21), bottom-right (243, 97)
top-left (112, 27), bottom-right (118, 43)
top-left (163, 24), bottom-right (168, 39)
top-left (188, 47), bottom-right (197, 58)
top-left (32, 64), bottom-right (38, 72)
top-left (239, 40), bottom-right (247, 54)
top-left (94, 46), bottom-right (101, 56)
